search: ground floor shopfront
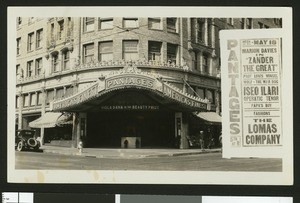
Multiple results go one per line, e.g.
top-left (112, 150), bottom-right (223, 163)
top-left (25, 65), bottom-right (221, 149)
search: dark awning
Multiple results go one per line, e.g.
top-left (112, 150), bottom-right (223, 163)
top-left (29, 112), bottom-right (72, 128)
top-left (196, 112), bottom-right (221, 124)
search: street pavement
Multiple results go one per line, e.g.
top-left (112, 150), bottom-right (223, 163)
top-left (15, 148), bottom-right (282, 171)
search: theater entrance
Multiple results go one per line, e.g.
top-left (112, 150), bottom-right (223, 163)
top-left (86, 110), bottom-right (175, 148)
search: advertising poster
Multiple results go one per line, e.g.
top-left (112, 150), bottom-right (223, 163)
top-left (221, 29), bottom-right (292, 159)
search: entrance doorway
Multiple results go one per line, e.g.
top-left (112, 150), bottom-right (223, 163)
top-left (86, 111), bottom-right (175, 148)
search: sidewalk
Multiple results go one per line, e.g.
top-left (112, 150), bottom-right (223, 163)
top-left (40, 145), bottom-right (222, 159)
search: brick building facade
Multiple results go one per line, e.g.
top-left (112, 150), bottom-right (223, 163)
top-left (15, 17), bottom-right (282, 149)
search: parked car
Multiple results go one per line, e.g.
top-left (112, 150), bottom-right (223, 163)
top-left (15, 130), bottom-right (41, 151)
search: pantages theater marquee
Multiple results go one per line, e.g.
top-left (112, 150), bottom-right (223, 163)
top-left (45, 64), bottom-right (211, 149)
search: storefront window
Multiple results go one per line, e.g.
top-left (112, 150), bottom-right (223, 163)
top-left (123, 40), bottom-right (138, 61)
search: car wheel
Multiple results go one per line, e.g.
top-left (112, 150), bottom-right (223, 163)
top-left (16, 141), bottom-right (24, 151)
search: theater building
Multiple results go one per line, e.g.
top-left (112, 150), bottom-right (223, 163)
top-left (15, 17), bottom-right (282, 149)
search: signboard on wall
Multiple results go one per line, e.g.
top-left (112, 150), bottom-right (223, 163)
top-left (221, 29), bottom-right (291, 158)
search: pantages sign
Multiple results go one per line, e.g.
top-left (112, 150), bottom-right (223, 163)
top-left (52, 65), bottom-right (210, 111)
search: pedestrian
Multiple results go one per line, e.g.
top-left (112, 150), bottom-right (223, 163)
top-left (199, 131), bottom-right (204, 150)
top-left (77, 138), bottom-right (83, 155)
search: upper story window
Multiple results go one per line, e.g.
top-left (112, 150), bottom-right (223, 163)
top-left (148, 41), bottom-right (162, 61)
top-left (193, 51), bottom-right (199, 70)
top-left (83, 43), bottom-right (94, 63)
top-left (226, 18), bottom-right (234, 25)
top-left (196, 87), bottom-right (205, 99)
top-left (35, 58), bottom-right (43, 75)
top-left (27, 32), bottom-right (34, 51)
top-left (99, 18), bottom-right (113, 29)
top-left (242, 18), bottom-right (252, 29)
top-left (83, 17), bottom-right (95, 32)
top-left (17, 17), bottom-right (22, 27)
top-left (123, 40), bottom-right (138, 61)
top-left (99, 41), bottom-right (113, 62)
top-left (167, 18), bottom-right (178, 33)
top-left (202, 53), bottom-right (209, 73)
top-left (50, 23), bottom-right (55, 38)
top-left (52, 53), bottom-right (59, 72)
top-left (16, 38), bottom-right (21, 55)
top-left (148, 18), bottom-right (162, 30)
top-left (27, 61), bottom-right (33, 77)
top-left (62, 50), bottom-right (70, 70)
top-left (167, 43), bottom-right (178, 64)
top-left (36, 29), bottom-right (43, 48)
top-left (16, 64), bottom-right (22, 77)
top-left (206, 89), bottom-right (215, 104)
top-left (46, 90), bottom-right (54, 105)
top-left (246, 18), bottom-right (252, 29)
top-left (197, 19), bottom-right (205, 43)
top-left (274, 18), bottom-right (282, 27)
top-left (258, 22), bottom-right (269, 29)
top-left (28, 17), bottom-right (34, 24)
top-left (58, 20), bottom-right (64, 39)
top-left (123, 18), bottom-right (138, 28)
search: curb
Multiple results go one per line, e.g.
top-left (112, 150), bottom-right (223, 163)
top-left (41, 148), bottom-right (222, 159)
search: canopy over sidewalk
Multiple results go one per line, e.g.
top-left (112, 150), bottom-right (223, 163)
top-left (195, 112), bottom-right (222, 124)
top-left (29, 112), bottom-right (72, 128)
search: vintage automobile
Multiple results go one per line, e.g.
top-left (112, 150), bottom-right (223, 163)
top-left (15, 130), bottom-right (41, 151)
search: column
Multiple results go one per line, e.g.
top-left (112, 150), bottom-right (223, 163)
top-left (195, 18), bottom-right (198, 43)
top-left (196, 52), bottom-right (201, 71)
top-left (179, 18), bottom-right (184, 66)
top-left (40, 88), bottom-right (46, 145)
top-left (204, 18), bottom-right (208, 46)
top-left (199, 51), bottom-right (203, 73)
top-left (215, 90), bottom-right (220, 115)
top-left (209, 55), bottom-right (213, 76)
top-left (211, 18), bottom-right (215, 48)
top-left (77, 113), bottom-right (87, 146)
top-left (175, 112), bottom-right (189, 149)
top-left (18, 93), bottom-right (23, 130)
top-left (187, 18), bottom-right (191, 42)
top-left (72, 113), bottom-right (78, 148)
top-left (181, 112), bottom-right (189, 149)
top-left (63, 86), bottom-right (66, 95)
